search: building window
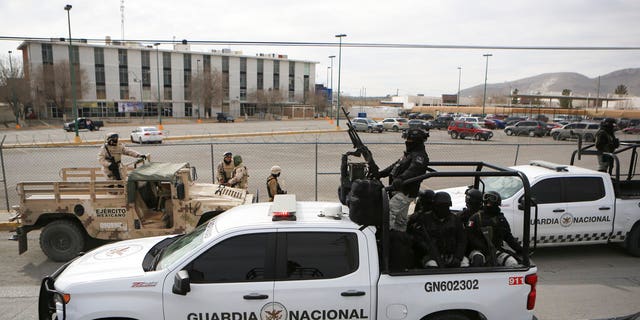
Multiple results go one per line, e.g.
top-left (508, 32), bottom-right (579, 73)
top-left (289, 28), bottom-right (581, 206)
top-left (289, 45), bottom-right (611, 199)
top-left (184, 54), bottom-right (191, 100)
top-left (185, 102), bottom-right (193, 117)
top-left (141, 51), bottom-right (151, 87)
top-left (120, 86), bottom-right (129, 100)
top-left (288, 62), bottom-right (295, 101)
top-left (96, 85), bottom-right (106, 99)
top-left (273, 60), bottom-right (280, 90)
top-left (222, 56), bottom-right (229, 98)
top-left (94, 48), bottom-right (105, 90)
top-left (240, 58), bottom-right (247, 100)
top-left (118, 49), bottom-right (129, 99)
top-left (203, 55), bottom-right (211, 73)
top-left (41, 44), bottom-right (53, 65)
top-left (257, 59), bottom-right (263, 90)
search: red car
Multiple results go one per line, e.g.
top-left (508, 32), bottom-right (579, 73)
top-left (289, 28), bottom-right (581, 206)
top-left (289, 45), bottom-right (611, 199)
top-left (622, 125), bottom-right (640, 134)
top-left (448, 121), bottom-right (493, 141)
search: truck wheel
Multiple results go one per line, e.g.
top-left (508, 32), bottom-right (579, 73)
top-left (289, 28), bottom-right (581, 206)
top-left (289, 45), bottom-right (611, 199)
top-left (40, 220), bottom-right (86, 262)
top-left (427, 311), bottom-right (472, 320)
top-left (626, 223), bottom-right (640, 256)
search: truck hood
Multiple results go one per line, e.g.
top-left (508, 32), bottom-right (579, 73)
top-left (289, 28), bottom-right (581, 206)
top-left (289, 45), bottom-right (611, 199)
top-left (54, 235), bottom-right (170, 289)
top-left (189, 183), bottom-right (252, 209)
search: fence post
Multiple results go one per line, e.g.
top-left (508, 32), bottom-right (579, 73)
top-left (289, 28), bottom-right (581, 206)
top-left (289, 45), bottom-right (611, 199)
top-left (210, 144), bottom-right (215, 183)
top-left (514, 144), bottom-right (521, 165)
top-left (0, 136), bottom-right (8, 210)
top-left (315, 137), bottom-right (318, 201)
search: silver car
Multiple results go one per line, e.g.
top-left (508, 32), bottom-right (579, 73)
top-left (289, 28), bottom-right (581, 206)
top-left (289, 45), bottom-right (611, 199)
top-left (550, 122), bottom-right (600, 141)
top-left (381, 118), bottom-right (409, 132)
top-left (351, 118), bottom-right (383, 133)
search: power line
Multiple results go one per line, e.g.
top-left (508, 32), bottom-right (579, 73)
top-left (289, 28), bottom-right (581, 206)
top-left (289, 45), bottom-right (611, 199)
top-left (1, 35), bottom-right (640, 51)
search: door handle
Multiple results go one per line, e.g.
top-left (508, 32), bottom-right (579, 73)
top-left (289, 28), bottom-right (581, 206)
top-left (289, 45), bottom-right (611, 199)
top-left (341, 290), bottom-right (366, 297)
top-left (598, 207), bottom-right (611, 210)
top-left (243, 293), bottom-right (269, 300)
top-left (552, 209), bottom-right (565, 213)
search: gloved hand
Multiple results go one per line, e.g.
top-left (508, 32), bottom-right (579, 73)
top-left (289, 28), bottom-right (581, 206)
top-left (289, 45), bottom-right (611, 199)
top-left (392, 178), bottom-right (403, 191)
top-left (447, 257), bottom-right (462, 268)
top-left (614, 138), bottom-right (620, 149)
top-left (138, 154), bottom-right (147, 160)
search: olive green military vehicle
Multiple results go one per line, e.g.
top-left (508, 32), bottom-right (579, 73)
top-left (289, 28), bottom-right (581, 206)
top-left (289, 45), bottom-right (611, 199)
top-left (14, 160), bottom-right (252, 261)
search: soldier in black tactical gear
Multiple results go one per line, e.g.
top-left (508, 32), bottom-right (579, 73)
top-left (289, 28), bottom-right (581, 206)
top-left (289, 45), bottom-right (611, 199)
top-left (467, 191), bottom-right (523, 267)
top-left (408, 192), bottom-right (468, 268)
top-left (459, 188), bottom-right (483, 224)
top-left (595, 118), bottom-right (619, 173)
top-left (379, 128), bottom-right (429, 231)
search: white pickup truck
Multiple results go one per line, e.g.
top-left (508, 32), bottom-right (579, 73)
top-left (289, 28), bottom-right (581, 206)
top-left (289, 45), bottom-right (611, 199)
top-left (444, 158), bottom-right (640, 256)
top-left (39, 164), bottom-right (538, 320)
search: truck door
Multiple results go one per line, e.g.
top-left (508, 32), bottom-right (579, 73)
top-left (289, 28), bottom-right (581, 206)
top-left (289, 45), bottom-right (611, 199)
top-left (526, 177), bottom-right (568, 243)
top-left (163, 232), bottom-right (276, 319)
top-left (562, 177), bottom-right (612, 243)
top-left (271, 230), bottom-right (372, 319)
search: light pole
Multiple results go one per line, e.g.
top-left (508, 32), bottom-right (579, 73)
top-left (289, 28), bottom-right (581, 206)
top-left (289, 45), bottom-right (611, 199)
top-left (154, 43), bottom-right (163, 129)
top-left (335, 34), bottom-right (346, 128)
top-left (130, 71), bottom-right (143, 120)
top-left (457, 66), bottom-right (462, 106)
top-left (328, 55), bottom-right (335, 118)
top-left (64, 4), bottom-right (80, 143)
top-left (481, 53), bottom-right (492, 116)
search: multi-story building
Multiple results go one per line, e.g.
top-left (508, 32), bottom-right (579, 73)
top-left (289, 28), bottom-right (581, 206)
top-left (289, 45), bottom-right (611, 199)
top-left (18, 39), bottom-right (317, 120)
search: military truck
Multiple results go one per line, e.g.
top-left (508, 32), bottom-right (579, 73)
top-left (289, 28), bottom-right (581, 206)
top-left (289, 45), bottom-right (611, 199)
top-left (14, 159), bottom-right (253, 261)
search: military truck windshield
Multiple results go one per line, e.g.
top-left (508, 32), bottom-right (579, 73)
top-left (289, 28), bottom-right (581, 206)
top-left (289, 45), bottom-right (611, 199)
top-left (156, 221), bottom-right (213, 270)
top-left (481, 176), bottom-right (523, 200)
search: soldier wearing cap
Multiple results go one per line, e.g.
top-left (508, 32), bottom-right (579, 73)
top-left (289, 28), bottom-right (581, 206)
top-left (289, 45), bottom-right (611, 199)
top-left (98, 132), bottom-right (145, 180)
top-left (379, 128), bottom-right (430, 232)
top-left (267, 165), bottom-right (287, 202)
top-left (216, 151), bottom-right (235, 185)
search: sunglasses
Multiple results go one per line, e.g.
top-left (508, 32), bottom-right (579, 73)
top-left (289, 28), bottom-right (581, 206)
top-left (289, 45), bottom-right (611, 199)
top-left (483, 193), bottom-right (500, 203)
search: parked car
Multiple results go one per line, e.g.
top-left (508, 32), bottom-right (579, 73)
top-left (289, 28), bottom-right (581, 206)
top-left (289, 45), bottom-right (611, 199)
top-left (550, 122), bottom-right (600, 141)
top-left (622, 125), bottom-right (640, 134)
top-left (428, 116), bottom-right (454, 130)
top-left (504, 120), bottom-right (548, 137)
top-left (351, 117), bottom-right (383, 133)
top-left (417, 113), bottom-right (434, 120)
top-left (63, 118), bottom-right (104, 132)
top-left (407, 112), bottom-right (420, 119)
top-left (130, 126), bottom-right (164, 144)
top-left (381, 118), bottom-right (409, 131)
top-left (216, 112), bottom-right (235, 123)
top-left (456, 116), bottom-right (482, 124)
top-left (504, 117), bottom-right (526, 126)
top-left (482, 119), bottom-right (497, 129)
top-left (407, 119), bottom-right (431, 130)
top-left (447, 121), bottom-right (493, 141)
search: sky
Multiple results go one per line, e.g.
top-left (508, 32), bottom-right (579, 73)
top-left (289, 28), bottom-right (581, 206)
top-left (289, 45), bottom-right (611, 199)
top-left (1, 0), bottom-right (640, 97)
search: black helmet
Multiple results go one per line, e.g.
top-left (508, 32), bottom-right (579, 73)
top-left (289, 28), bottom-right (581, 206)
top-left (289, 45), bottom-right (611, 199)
top-left (106, 132), bottom-right (119, 145)
top-left (433, 191), bottom-right (452, 206)
top-left (600, 118), bottom-right (616, 130)
top-left (483, 191), bottom-right (502, 206)
top-left (415, 189), bottom-right (435, 212)
top-left (465, 188), bottom-right (483, 207)
top-left (405, 128), bottom-right (429, 142)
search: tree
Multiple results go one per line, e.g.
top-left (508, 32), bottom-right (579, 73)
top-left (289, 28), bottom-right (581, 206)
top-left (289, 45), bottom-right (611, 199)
top-left (559, 89), bottom-right (573, 108)
top-left (248, 88), bottom-right (285, 116)
top-left (191, 69), bottom-right (225, 118)
top-left (30, 61), bottom-right (89, 120)
top-left (0, 56), bottom-right (31, 124)
top-left (614, 84), bottom-right (628, 95)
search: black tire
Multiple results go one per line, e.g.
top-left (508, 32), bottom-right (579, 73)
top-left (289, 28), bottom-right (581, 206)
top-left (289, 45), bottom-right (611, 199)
top-left (393, 125), bottom-right (399, 132)
top-left (626, 223), bottom-right (640, 256)
top-left (367, 127), bottom-right (373, 133)
top-left (138, 137), bottom-right (143, 144)
top-left (551, 132), bottom-right (559, 140)
top-left (528, 130), bottom-right (536, 137)
top-left (505, 129), bottom-right (513, 136)
top-left (40, 220), bottom-right (86, 262)
top-left (427, 311), bottom-right (472, 320)
top-left (450, 131), bottom-right (459, 139)
top-left (584, 133), bottom-right (595, 142)
top-left (474, 133), bottom-right (482, 140)
top-left (130, 135), bottom-right (135, 143)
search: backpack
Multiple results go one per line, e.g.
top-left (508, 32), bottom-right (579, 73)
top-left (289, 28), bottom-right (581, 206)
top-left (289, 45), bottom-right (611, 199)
top-left (348, 179), bottom-right (384, 226)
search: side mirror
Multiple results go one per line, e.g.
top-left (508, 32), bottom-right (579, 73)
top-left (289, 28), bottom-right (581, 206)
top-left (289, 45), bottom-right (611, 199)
top-left (518, 197), bottom-right (537, 210)
top-left (172, 270), bottom-right (191, 295)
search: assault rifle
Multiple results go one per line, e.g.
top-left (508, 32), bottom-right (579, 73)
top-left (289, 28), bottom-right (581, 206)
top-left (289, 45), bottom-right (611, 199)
top-left (342, 107), bottom-right (379, 178)
top-left (107, 156), bottom-right (122, 180)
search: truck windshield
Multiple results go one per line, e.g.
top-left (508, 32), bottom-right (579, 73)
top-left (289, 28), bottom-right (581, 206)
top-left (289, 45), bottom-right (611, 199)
top-left (481, 176), bottom-right (523, 200)
top-left (156, 221), bottom-right (212, 270)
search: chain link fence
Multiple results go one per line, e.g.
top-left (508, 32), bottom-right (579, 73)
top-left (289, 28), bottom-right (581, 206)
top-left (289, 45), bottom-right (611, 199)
top-left (0, 140), bottom-right (606, 210)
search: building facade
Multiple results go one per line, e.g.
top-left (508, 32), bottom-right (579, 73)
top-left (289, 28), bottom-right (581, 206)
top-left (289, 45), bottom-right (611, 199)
top-left (18, 39), bottom-right (317, 120)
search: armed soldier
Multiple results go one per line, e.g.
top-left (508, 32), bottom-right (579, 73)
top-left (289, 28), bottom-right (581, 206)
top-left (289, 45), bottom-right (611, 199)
top-left (98, 132), bottom-right (146, 181)
top-left (379, 128), bottom-right (430, 231)
top-left (467, 191), bottom-right (523, 267)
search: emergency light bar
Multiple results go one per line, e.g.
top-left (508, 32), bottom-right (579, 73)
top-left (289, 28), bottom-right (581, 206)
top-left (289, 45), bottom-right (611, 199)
top-left (270, 194), bottom-right (297, 221)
